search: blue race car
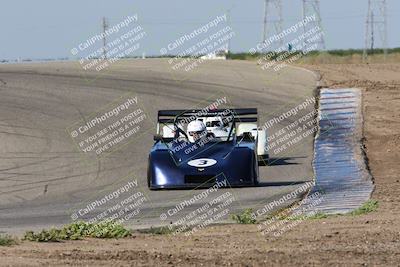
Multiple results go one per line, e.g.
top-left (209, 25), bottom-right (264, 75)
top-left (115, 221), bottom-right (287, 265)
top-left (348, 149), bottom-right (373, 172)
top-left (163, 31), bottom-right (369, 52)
top-left (147, 108), bottom-right (261, 189)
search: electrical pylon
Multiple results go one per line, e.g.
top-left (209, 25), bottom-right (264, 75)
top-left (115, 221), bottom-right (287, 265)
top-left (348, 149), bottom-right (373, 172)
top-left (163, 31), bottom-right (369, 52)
top-left (363, 0), bottom-right (388, 61)
top-left (102, 17), bottom-right (109, 60)
top-left (302, 0), bottom-right (326, 50)
top-left (262, 0), bottom-right (284, 50)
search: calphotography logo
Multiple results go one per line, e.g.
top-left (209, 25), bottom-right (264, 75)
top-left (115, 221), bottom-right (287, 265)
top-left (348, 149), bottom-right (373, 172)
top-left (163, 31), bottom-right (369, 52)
top-left (70, 14), bottom-right (147, 81)
top-left (70, 178), bottom-right (148, 227)
top-left (67, 93), bottom-right (153, 164)
top-left (161, 94), bottom-right (236, 167)
top-left (250, 14), bottom-right (326, 72)
top-left (159, 13), bottom-right (235, 79)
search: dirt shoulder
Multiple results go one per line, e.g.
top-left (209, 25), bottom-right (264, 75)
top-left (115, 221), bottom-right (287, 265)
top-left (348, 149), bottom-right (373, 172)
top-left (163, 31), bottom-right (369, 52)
top-left (1, 63), bottom-right (399, 267)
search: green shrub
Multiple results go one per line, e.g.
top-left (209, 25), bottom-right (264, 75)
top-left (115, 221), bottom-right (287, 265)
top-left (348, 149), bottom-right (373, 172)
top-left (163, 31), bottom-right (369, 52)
top-left (23, 221), bottom-right (131, 242)
top-left (349, 200), bottom-right (379, 216)
top-left (231, 208), bottom-right (257, 224)
top-left (0, 234), bottom-right (17, 246)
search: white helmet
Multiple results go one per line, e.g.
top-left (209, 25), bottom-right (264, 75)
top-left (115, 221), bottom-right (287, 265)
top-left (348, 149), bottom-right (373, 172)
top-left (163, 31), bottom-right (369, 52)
top-left (187, 120), bottom-right (206, 143)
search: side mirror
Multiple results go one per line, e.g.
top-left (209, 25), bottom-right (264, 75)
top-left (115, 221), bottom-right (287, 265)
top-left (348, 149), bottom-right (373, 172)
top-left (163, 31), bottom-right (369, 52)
top-left (153, 134), bottom-right (163, 141)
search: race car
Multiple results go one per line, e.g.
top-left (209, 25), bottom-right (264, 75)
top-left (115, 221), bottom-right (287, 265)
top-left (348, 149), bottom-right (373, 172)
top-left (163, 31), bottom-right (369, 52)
top-left (147, 108), bottom-right (267, 189)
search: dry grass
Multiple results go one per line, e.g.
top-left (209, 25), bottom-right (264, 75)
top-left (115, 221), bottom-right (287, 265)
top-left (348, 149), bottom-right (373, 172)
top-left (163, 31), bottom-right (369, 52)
top-left (298, 52), bottom-right (400, 64)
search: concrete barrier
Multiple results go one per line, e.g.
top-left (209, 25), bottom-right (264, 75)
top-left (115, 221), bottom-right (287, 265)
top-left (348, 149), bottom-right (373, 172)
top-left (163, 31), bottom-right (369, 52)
top-left (302, 88), bottom-right (374, 214)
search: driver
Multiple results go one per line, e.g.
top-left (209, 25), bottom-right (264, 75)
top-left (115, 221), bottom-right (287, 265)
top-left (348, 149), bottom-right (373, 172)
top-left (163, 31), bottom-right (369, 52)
top-left (187, 120), bottom-right (207, 143)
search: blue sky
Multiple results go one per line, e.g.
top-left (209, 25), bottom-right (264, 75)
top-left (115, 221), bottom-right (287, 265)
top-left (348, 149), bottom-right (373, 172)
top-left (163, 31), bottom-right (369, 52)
top-left (1, 0), bottom-right (399, 60)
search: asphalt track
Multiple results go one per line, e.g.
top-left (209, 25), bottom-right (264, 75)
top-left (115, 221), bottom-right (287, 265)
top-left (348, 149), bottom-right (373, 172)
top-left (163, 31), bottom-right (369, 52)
top-left (0, 59), bottom-right (316, 234)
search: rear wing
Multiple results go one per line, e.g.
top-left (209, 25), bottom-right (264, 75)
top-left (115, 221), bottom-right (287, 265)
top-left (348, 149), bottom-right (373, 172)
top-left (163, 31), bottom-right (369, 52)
top-left (157, 108), bottom-right (258, 124)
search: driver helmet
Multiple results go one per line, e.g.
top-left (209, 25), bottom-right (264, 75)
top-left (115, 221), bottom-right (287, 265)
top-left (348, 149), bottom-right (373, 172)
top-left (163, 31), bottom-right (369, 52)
top-left (187, 120), bottom-right (207, 143)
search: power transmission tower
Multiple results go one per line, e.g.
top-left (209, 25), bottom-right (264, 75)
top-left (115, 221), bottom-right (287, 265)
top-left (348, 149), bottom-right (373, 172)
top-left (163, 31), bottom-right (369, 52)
top-left (227, 8), bottom-right (232, 55)
top-left (262, 0), bottom-right (284, 51)
top-left (363, 0), bottom-right (388, 61)
top-left (302, 0), bottom-right (326, 50)
top-left (102, 17), bottom-right (109, 60)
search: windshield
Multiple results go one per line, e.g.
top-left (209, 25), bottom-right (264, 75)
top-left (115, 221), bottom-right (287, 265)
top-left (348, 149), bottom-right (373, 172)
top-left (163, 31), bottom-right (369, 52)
top-left (159, 113), bottom-right (235, 143)
top-left (206, 121), bottom-right (222, 127)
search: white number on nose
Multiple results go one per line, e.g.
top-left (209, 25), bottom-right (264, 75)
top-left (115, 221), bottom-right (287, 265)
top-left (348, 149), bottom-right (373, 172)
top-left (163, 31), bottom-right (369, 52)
top-left (187, 158), bottom-right (217, 167)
